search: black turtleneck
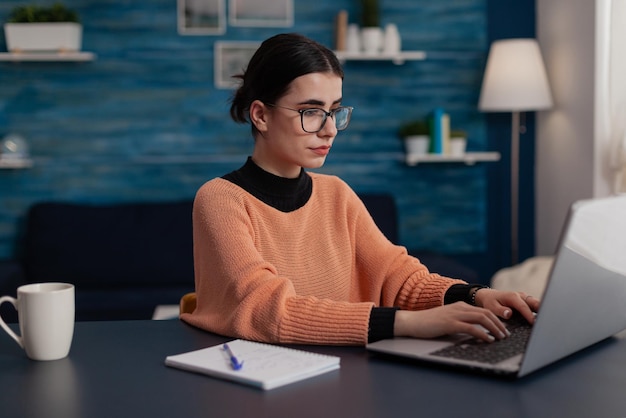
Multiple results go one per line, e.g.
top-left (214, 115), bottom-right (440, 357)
top-left (222, 157), bottom-right (312, 212)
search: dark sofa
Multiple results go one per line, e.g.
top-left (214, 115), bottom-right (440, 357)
top-left (0, 194), bottom-right (476, 322)
top-left (1, 200), bottom-right (195, 322)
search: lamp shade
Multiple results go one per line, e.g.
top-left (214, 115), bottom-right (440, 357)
top-left (479, 38), bottom-right (553, 112)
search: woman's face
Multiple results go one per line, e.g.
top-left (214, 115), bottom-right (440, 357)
top-left (250, 72), bottom-right (343, 178)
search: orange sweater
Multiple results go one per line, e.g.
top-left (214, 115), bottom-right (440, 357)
top-left (181, 173), bottom-right (465, 345)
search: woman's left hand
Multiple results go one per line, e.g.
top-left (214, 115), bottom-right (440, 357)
top-left (474, 289), bottom-right (540, 324)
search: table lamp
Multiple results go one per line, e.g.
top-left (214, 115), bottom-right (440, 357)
top-left (479, 38), bottom-right (553, 265)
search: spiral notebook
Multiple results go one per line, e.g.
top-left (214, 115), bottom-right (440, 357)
top-left (165, 339), bottom-right (340, 390)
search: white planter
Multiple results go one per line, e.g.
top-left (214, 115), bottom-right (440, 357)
top-left (449, 136), bottom-right (467, 156)
top-left (360, 27), bottom-right (383, 55)
top-left (404, 135), bottom-right (430, 155)
top-left (4, 22), bottom-right (82, 53)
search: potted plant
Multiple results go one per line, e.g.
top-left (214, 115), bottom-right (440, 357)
top-left (399, 119), bottom-right (430, 155)
top-left (449, 129), bottom-right (468, 156)
top-left (360, 0), bottom-right (382, 54)
top-left (361, 0), bottom-right (380, 28)
top-left (4, 3), bottom-right (82, 53)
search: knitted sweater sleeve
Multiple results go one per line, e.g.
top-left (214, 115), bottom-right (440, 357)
top-left (344, 182), bottom-right (467, 312)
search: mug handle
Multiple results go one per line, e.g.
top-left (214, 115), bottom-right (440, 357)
top-left (0, 296), bottom-right (24, 349)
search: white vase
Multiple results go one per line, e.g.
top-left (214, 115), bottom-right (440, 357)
top-left (360, 27), bottom-right (383, 55)
top-left (4, 22), bottom-right (82, 52)
top-left (383, 23), bottom-right (401, 55)
top-left (346, 24), bottom-right (361, 54)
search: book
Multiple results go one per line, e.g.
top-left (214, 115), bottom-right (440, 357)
top-left (165, 339), bottom-right (340, 390)
top-left (429, 108), bottom-right (450, 154)
top-left (441, 113), bottom-right (451, 155)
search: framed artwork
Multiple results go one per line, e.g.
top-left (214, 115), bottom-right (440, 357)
top-left (229, 0), bottom-right (294, 27)
top-left (178, 0), bottom-right (226, 35)
top-left (214, 42), bottom-right (260, 89)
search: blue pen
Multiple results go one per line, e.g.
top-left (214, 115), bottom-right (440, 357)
top-left (223, 343), bottom-right (244, 370)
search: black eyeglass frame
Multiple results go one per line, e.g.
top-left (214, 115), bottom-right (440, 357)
top-left (266, 103), bottom-right (354, 133)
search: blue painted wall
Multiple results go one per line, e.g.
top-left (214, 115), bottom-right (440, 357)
top-left (0, 0), bottom-right (535, 281)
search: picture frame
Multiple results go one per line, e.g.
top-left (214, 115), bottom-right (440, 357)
top-left (228, 0), bottom-right (294, 27)
top-left (178, 0), bottom-right (226, 35)
top-left (214, 41), bottom-right (260, 89)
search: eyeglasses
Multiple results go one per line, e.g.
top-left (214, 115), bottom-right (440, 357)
top-left (267, 104), bottom-right (353, 133)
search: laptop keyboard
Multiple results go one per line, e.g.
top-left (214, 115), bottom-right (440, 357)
top-left (430, 314), bottom-right (532, 364)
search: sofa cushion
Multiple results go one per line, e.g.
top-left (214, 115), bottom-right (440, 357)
top-left (359, 193), bottom-right (398, 244)
top-left (23, 200), bottom-right (194, 289)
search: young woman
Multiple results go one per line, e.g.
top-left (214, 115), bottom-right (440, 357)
top-left (180, 33), bottom-right (539, 345)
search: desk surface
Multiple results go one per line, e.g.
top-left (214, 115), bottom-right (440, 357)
top-left (1, 319), bottom-right (626, 418)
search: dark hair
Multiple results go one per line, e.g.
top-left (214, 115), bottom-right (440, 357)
top-left (229, 33), bottom-right (344, 130)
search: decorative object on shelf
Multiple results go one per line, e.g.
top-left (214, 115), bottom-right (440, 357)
top-left (382, 23), bottom-right (401, 55)
top-left (345, 24), bottom-right (361, 54)
top-left (4, 3), bottom-right (82, 53)
top-left (334, 10), bottom-right (348, 51)
top-left (360, 27), bottom-right (383, 54)
top-left (360, 0), bottom-right (379, 27)
top-left (428, 107), bottom-right (450, 154)
top-left (360, 0), bottom-right (382, 55)
top-left (177, 0), bottom-right (225, 35)
top-left (399, 119), bottom-right (430, 156)
top-left (479, 38), bottom-right (553, 265)
top-left (449, 130), bottom-right (467, 157)
top-left (229, 0), bottom-right (294, 28)
top-left (1, 133), bottom-right (29, 160)
top-left (333, 2), bottom-right (409, 62)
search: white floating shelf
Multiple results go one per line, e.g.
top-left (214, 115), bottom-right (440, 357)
top-left (0, 157), bottom-right (34, 169)
top-left (0, 52), bottom-right (96, 62)
top-left (405, 152), bottom-right (501, 166)
top-left (334, 50), bottom-right (426, 65)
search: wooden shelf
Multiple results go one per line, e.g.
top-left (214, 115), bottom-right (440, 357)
top-left (0, 52), bottom-right (96, 62)
top-left (0, 157), bottom-right (34, 169)
top-left (405, 152), bottom-right (501, 166)
top-left (334, 50), bottom-right (426, 65)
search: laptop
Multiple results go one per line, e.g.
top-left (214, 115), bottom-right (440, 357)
top-left (367, 194), bottom-right (626, 377)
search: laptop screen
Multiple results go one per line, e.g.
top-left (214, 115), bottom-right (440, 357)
top-left (565, 197), bottom-right (626, 277)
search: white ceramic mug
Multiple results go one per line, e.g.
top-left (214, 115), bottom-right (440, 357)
top-left (0, 283), bottom-right (75, 361)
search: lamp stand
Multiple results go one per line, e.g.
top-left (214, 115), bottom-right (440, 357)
top-left (510, 111), bottom-right (520, 266)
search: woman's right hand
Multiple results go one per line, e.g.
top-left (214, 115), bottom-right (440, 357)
top-left (393, 302), bottom-right (509, 342)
